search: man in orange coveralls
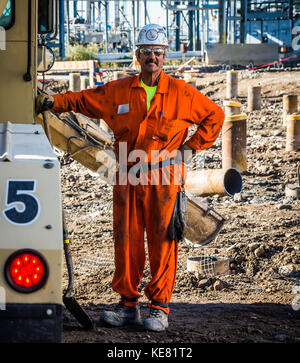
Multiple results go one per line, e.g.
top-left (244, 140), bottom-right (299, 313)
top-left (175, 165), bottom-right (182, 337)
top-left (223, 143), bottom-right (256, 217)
top-left (36, 24), bottom-right (224, 332)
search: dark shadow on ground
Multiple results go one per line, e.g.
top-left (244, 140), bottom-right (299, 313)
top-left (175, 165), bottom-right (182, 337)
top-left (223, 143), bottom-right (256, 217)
top-left (62, 301), bottom-right (300, 343)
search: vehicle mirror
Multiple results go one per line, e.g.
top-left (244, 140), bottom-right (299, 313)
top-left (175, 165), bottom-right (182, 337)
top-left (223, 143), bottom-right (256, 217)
top-left (38, 0), bottom-right (54, 34)
top-left (37, 45), bottom-right (55, 73)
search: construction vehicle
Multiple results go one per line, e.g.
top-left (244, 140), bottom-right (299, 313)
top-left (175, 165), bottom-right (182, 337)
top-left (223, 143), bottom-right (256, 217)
top-left (0, 0), bottom-right (237, 344)
top-left (0, 0), bottom-right (64, 343)
top-left (0, 0), bottom-right (95, 343)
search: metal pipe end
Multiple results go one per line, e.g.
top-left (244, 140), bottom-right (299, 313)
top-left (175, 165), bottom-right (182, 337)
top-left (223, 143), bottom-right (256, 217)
top-left (223, 168), bottom-right (242, 197)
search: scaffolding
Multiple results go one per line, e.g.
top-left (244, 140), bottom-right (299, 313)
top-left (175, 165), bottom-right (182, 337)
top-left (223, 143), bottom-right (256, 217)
top-left (47, 1), bottom-right (300, 59)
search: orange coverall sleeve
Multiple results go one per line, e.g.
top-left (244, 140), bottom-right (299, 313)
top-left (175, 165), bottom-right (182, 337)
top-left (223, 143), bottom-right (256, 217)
top-left (184, 86), bottom-right (225, 152)
top-left (52, 86), bottom-right (109, 119)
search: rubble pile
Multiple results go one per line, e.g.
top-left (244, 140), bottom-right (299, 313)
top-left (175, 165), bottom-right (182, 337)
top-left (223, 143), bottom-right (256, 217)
top-left (54, 68), bottom-right (300, 342)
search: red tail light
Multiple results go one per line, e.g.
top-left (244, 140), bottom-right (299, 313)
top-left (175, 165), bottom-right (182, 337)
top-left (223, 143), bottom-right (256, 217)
top-left (5, 249), bottom-right (49, 293)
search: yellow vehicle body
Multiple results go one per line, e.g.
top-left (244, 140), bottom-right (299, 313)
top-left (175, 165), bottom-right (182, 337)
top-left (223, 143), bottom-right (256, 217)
top-left (0, 0), bottom-right (63, 343)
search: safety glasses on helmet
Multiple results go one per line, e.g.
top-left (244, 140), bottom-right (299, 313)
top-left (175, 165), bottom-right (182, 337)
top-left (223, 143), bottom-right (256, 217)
top-left (139, 47), bottom-right (165, 56)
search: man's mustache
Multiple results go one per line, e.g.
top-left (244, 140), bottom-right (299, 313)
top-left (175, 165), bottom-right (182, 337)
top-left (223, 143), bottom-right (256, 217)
top-left (146, 59), bottom-right (158, 65)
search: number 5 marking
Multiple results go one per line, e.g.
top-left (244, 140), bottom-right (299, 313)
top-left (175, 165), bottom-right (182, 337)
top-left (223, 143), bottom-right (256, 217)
top-left (3, 180), bottom-right (40, 226)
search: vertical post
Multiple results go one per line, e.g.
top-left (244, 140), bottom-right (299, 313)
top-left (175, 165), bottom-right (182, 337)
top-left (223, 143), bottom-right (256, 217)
top-left (283, 94), bottom-right (298, 126)
top-left (240, 0), bottom-right (248, 44)
top-left (175, 2), bottom-right (181, 51)
top-left (86, 0), bottom-right (91, 24)
top-left (115, 1), bottom-right (120, 28)
top-left (104, 1), bottom-right (109, 53)
top-left (188, 1), bottom-right (194, 51)
top-left (137, 0), bottom-right (140, 31)
top-left (80, 76), bottom-right (87, 91)
top-left (131, 0), bottom-right (136, 51)
top-left (73, 0), bottom-right (78, 18)
top-left (226, 70), bottom-right (238, 99)
top-left (233, 0), bottom-right (237, 43)
top-left (69, 73), bottom-right (81, 92)
top-left (218, 0), bottom-right (225, 43)
top-left (205, 1), bottom-right (209, 45)
top-left (144, 0), bottom-right (147, 25)
top-left (98, 1), bottom-right (101, 31)
top-left (222, 101), bottom-right (247, 173)
top-left (248, 85), bottom-right (261, 111)
top-left (286, 115), bottom-right (300, 152)
top-left (284, 94), bottom-right (299, 151)
top-left (283, 94), bottom-right (298, 116)
top-left (89, 60), bottom-right (95, 88)
top-left (202, 3), bottom-right (206, 53)
top-left (166, 5), bottom-right (169, 39)
top-left (66, 0), bottom-right (70, 48)
top-left (59, 0), bottom-right (65, 59)
top-left (196, 1), bottom-right (200, 50)
top-left (92, 2), bottom-right (95, 26)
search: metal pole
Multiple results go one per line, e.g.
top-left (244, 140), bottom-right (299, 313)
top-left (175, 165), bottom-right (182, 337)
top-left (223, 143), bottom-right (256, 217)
top-left (226, 70), bottom-right (238, 99)
top-left (286, 115), bottom-right (300, 152)
top-left (283, 94), bottom-right (298, 115)
top-left (98, 1), bottom-right (101, 31)
top-left (144, 0), bottom-right (150, 24)
top-left (188, 1), bottom-right (194, 51)
top-left (201, 4), bottom-right (205, 54)
top-left (205, 0), bottom-right (209, 46)
top-left (248, 86), bottom-right (261, 111)
top-left (66, 0), bottom-right (70, 47)
top-left (283, 94), bottom-right (298, 125)
top-left (196, 1), bottom-right (200, 50)
top-left (86, 0), bottom-right (91, 24)
top-left (131, 0), bottom-right (136, 50)
top-left (222, 101), bottom-right (247, 173)
top-left (166, 4), bottom-right (169, 39)
top-left (223, 0), bottom-right (227, 43)
top-left (73, 0), bottom-right (78, 18)
top-left (69, 73), bottom-right (81, 92)
top-left (137, 0), bottom-right (140, 30)
top-left (59, 0), bottom-right (65, 59)
top-left (104, 1), bottom-right (109, 53)
top-left (92, 1), bottom-right (95, 27)
top-left (115, 1), bottom-right (120, 28)
top-left (175, 4), bottom-right (180, 51)
top-left (241, 0), bottom-right (248, 44)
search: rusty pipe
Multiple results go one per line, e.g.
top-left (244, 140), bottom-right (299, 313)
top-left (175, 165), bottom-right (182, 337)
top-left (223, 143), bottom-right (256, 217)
top-left (248, 85), bottom-right (261, 111)
top-left (286, 114), bottom-right (300, 152)
top-left (185, 168), bottom-right (242, 197)
top-left (226, 71), bottom-right (238, 99)
top-left (69, 73), bottom-right (81, 92)
top-left (222, 114), bottom-right (247, 173)
top-left (283, 94), bottom-right (298, 126)
top-left (224, 100), bottom-right (241, 116)
top-left (283, 94), bottom-right (298, 114)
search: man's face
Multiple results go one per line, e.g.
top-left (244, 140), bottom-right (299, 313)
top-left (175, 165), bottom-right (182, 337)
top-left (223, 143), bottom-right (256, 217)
top-left (137, 45), bottom-right (166, 73)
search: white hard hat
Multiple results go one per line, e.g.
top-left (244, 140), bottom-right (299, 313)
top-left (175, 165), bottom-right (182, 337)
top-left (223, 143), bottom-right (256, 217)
top-left (136, 24), bottom-right (168, 47)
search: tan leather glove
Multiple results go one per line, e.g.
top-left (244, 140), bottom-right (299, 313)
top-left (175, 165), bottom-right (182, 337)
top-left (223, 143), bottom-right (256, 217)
top-left (36, 93), bottom-right (54, 114)
top-left (179, 144), bottom-right (194, 164)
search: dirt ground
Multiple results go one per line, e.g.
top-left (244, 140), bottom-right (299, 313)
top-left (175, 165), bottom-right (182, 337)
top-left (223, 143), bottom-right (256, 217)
top-left (53, 67), bottom-right (300, 345)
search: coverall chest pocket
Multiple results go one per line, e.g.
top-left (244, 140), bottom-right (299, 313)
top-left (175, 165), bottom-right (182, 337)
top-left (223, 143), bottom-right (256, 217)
top-left (155, 116), bottom-right (190, 146)
top-left (112, 114), bottom-right (130, 141)
top-left (156, 116), bottom-right (177, 143)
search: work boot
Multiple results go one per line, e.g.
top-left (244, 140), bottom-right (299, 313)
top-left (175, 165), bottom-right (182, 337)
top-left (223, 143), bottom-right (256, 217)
top-left (99, 303), bottom-right (141, 327)
top-left (143, 308), bottom-right (169, 332)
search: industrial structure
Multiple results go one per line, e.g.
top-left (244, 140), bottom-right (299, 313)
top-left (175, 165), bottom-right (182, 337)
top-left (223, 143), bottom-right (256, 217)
top-left (44, 0), bottom-right (300, 60)
top-left (1, 0), bottom-right (300, 343)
